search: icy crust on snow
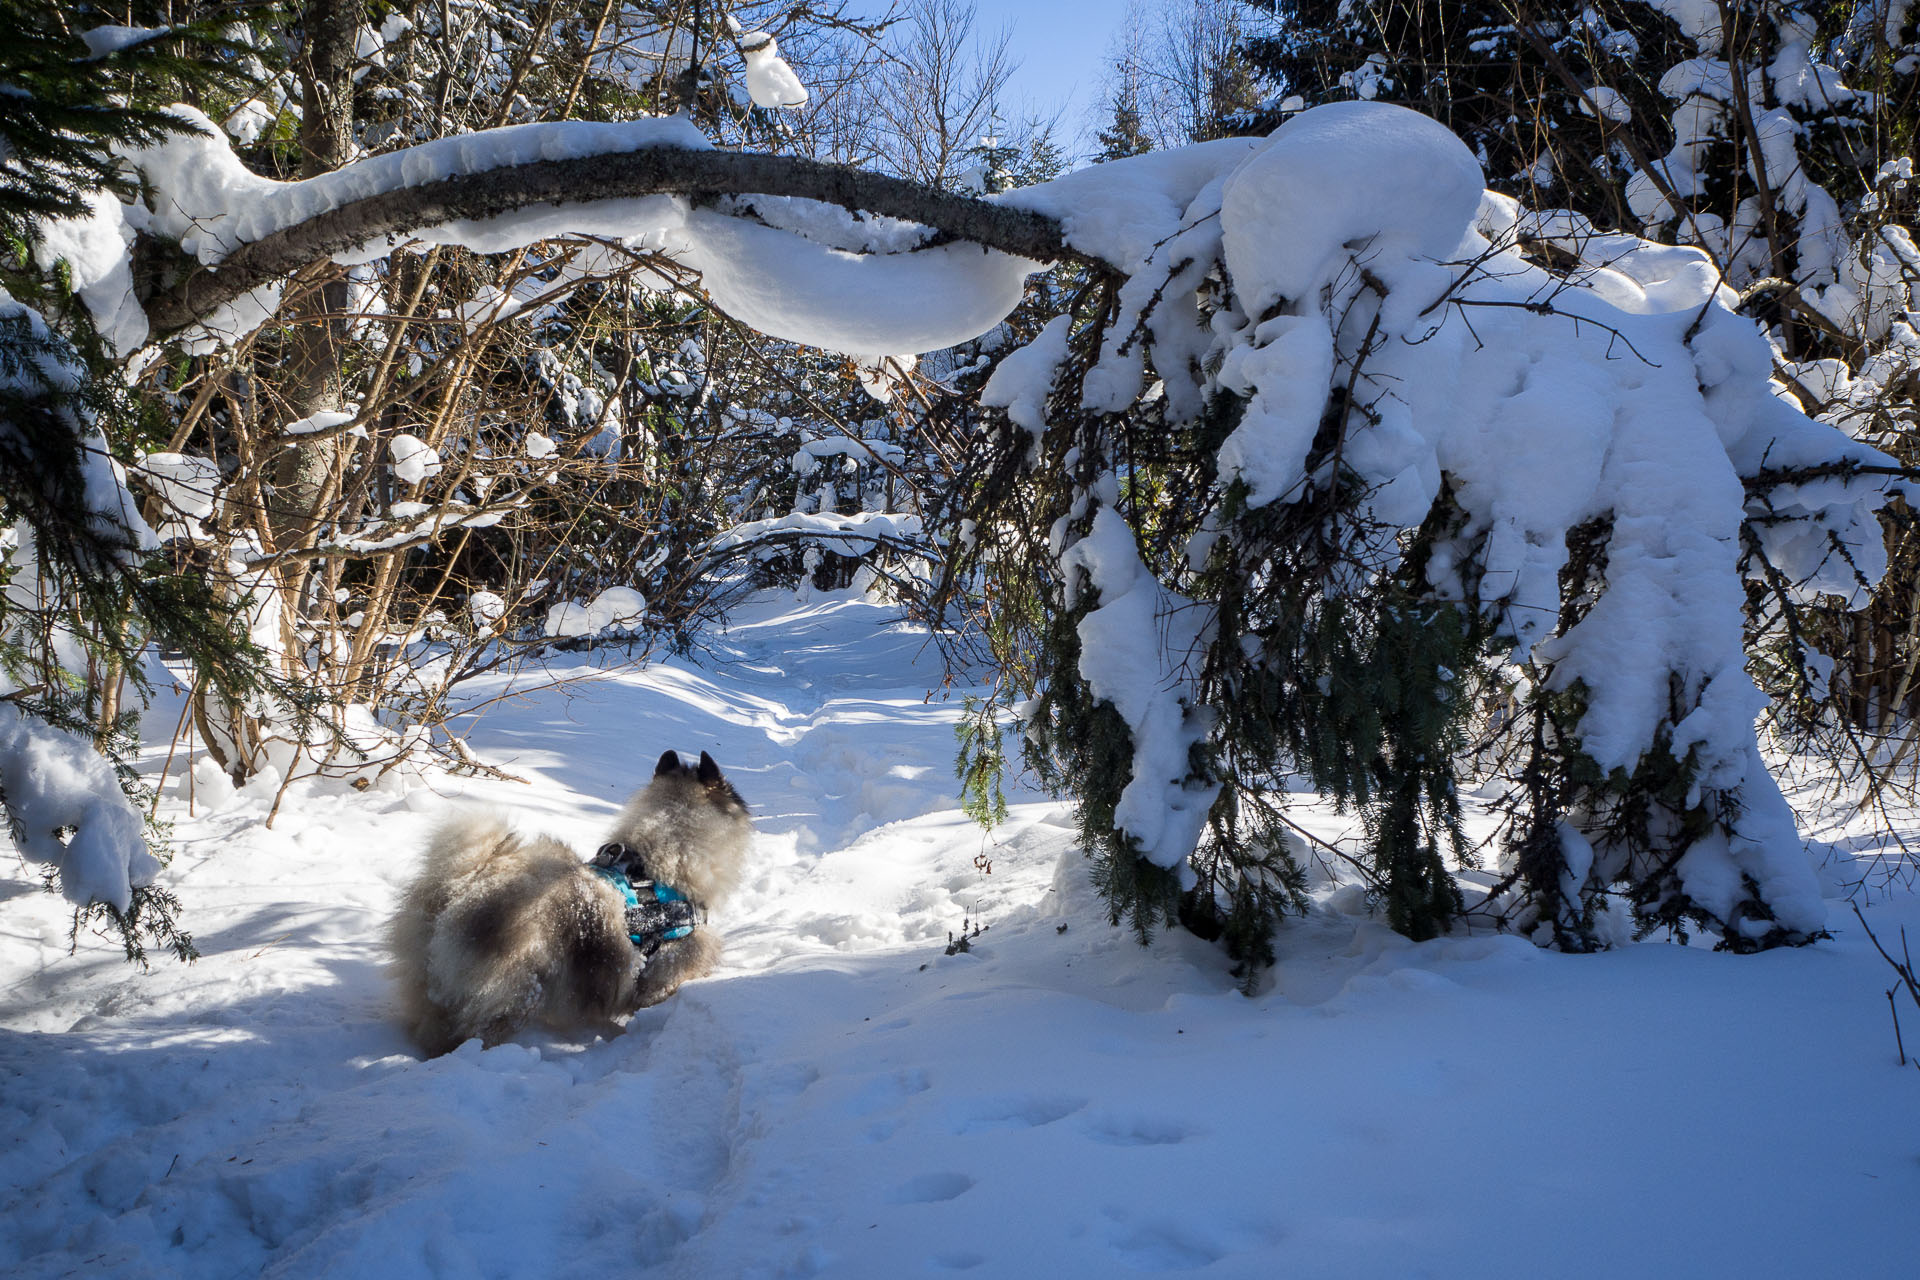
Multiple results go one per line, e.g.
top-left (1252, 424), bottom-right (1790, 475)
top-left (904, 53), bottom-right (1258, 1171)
top-left (0, 705), bottom-right (156, 911)
top-left (1061, 501), bottom-right (1217, 879)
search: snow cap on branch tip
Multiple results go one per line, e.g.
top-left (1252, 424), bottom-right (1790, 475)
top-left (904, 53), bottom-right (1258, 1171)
top-left (740, 31), bottom-right (808, 109)
top-left (0, 704), bottom-right (158, 912)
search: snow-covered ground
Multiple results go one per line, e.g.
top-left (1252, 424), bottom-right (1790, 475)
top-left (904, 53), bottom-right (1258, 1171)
top-left (3, 593), bottom-right (1918, 1278)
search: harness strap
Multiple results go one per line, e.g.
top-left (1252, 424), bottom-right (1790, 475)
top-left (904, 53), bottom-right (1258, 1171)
top-left (589, 862), bottom-right (696, 958)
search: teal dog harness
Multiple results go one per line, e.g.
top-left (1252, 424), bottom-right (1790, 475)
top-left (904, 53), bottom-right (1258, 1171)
top-left (590, 844), bottom-right (697, 958)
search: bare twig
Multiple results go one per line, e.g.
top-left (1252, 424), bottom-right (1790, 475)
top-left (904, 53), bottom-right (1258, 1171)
top-left (1851, 902), bottom-right (1920, 1070)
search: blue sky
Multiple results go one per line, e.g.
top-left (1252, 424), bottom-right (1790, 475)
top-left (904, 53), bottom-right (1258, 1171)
top-left (970, 0), bottom-right (1133, 156)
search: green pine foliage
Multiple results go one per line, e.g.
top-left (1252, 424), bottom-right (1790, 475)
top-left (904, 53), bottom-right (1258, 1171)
top-left (0, 2), bottom-right (263, 241)
top-left (1180, 783), bottom-right (1309, 985)
top-left (0, 293), bottom-right (275, 709)
top-left (0, 305), bottom-right (277, 964)
top-left (1223, 0), bottom-right (1920, 951)
top-left (0, 5), bottom-right (283, 962)
top-left (955, 695), bottom-right (1011, 829)
top-left (942, 284), bottom-right (1494, 977)
top-left (1347, 598), bottom-right (1477, 941)
top-left (1094, 81), bottom-right (1154, 162)
top-left (1239, 1), bottom-right (1694, 222)
top-left (6, 683), bottom-right (200, 968)
top-left (1039, 678), bottom-right (1184, 944)
top-left (1189, 397), bottom-right (1492, 946)
top-left (70, 883), bottom-right (198, 968)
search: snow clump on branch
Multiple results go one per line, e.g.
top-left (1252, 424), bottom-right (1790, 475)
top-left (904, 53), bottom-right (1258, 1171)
top-left (0, 704), bottom-right (157, 912)
top-left (1, 287), bottom-right (161, 914)
top-left (738, 32), bottom-right (809, 109)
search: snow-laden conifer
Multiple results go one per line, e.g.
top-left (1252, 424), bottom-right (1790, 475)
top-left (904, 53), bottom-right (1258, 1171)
top-left (951, 101), bottom-right (1897, 960)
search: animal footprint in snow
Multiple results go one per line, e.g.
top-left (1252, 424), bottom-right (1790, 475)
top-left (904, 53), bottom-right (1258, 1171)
top-left (885, 1171), bottom-right (975, 1204)
top-left (949, 1093), bottom-right (1087, 1135)
top-left (1082, 1111), bottom-right (1196, 1147)
top-left (1103, 1206), bottom-right (1286, 1271)
top-left (1105, 1219), bottom-right (1226, 1272)
top-left (751, 1062), bottom-right (821, 1099)
top-left (928, 1252), bottom-right (987, 1271)
top-left (844, 1067), bottom-right (932, 1117)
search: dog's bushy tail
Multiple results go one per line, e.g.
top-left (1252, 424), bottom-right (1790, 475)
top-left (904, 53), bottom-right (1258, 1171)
top-left (387, 812), bottom-right (528, 1055)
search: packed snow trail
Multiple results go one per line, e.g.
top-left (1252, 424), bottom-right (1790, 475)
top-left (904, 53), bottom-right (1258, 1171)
top-left (2, 594), bottom-right (1918, 1277)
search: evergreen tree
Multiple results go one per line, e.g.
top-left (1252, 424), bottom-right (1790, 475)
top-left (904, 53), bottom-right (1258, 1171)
top-left (0, 2), bottom-right (259, 238)
top-left (1, 3), bottom-right (284, 963)
top-left (1095, 73), bottom-right (1155, 161)
top-left (1239, 2), bottom-right (1696, 221)
top-left (1232, 1), bottom-right (1919, 940)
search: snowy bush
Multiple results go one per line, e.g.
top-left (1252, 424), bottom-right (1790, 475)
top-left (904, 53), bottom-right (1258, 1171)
top-left (1246, 2), bottom-right (1919, 760)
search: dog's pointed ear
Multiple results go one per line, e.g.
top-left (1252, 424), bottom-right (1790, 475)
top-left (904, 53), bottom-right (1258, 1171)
top-left (655, 749), bottom-right (682, 776)
top-left (698, 751), bottom-right (722, 785)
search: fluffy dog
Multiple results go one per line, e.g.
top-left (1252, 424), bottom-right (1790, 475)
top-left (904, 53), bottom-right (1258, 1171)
top-left (388, 750), bottom-right (751, 1056)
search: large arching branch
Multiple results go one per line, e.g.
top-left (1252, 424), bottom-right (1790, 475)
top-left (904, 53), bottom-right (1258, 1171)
top-left (142, 147), bottom-right (1091, 337)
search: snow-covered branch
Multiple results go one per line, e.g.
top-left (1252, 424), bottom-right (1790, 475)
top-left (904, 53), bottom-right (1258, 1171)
top-left (134, 117), bottom-right (1088, 342)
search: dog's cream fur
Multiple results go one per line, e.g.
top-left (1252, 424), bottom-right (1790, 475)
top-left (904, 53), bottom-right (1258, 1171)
top-left (388, 752), bottom-right (751, 1055)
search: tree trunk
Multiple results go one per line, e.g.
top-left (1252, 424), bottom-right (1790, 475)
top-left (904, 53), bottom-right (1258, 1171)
top-left (267, 0), bottom-right (359, 551)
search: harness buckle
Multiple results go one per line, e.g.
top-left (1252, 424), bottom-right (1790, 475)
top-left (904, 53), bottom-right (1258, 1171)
top-left (590, 861), bottom-right (696, 956)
